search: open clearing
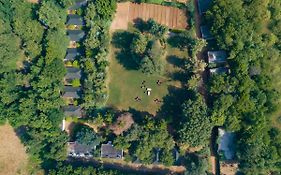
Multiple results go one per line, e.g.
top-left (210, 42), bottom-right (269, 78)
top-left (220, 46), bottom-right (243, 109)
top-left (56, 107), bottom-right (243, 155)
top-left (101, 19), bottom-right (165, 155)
top-left (0, 124), bottom-right (29, 175)
top-left (111, 2), bottom-right (188, 31)
top-left (107, 33), bottom-right (186, 115)
top-left (26, 0), bottom-right (39, 3)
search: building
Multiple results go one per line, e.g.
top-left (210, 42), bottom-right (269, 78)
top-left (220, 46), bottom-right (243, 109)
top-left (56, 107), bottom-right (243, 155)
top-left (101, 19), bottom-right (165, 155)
top-left (208, 51), bottom-right (227, 64)
top-left (63, 105), bottom-right (82, 117)
top-left (198, 0), bottom-right (213, 15)
top-left (65, 67), bottom-right (81, 80)
top-left (68, 0), bottom-right (88, 10)
top-left (210, 67), bottom-right (229, 75)
top-left (200, 25), bottom-right (214, 40)
top-left (67, 141), bottom-right (93, 158)
top-left (67, 30), bottom-right (85, 41)
top-left (66, 14), bottom-right (85, 26)
top-left (63, 86), bottom-right (81, 98)
top-left (64, 48), bottom-right (80, 61)
top-left (218, 128), bottom-right (236, 160)
top-left (101, 141), bottom-right (123, 159)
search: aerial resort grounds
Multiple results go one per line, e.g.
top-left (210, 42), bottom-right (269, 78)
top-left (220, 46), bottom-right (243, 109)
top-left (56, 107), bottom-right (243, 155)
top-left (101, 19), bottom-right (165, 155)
top-left (107, 32), bottom-right (186, 115)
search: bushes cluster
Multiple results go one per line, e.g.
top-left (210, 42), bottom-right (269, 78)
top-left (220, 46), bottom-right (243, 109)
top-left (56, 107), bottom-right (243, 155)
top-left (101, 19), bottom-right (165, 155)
top-left (0, 0), bottom-right (71, 171)
top-left (206, 0), bottom-right (281, 174)
top-left (81, 0), bottom-right (116, 111)
top-left (130, 19), bottom-right (168, 75)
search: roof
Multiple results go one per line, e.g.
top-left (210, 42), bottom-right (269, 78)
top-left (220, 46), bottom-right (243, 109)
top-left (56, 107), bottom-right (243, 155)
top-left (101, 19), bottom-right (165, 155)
top-left (67, 30), bottom-right (85, 41)
top-left (210, 67), bottom-right (228, 74)
top-left (198, 0), bottom-right (212, 15)
top-left (101, 142), bottom-right (123, 159)
top-left (63, 105), bottom-right (82, 117)
top-left (65, 48), bottom-right (80, 61)
top-left (200, 25), bottom-right (214, 40)
top-left (68, 0), bottom-right (88, 10)
top-left (208, 51), bottom-right (227, 63)
top-left (218, 128), bottom-right (236, 160)
top-left (66, 14), bottom-right (85, 26)
top-left (63, 86), bottom-right (81, 98)
top-left (67, 142), bottom-right (93, 157)
top-left (65, 67), bottom-right (81, 79)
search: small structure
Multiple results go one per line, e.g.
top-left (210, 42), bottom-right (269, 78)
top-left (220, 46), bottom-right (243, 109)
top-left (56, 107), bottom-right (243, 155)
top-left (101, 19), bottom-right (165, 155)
top-left (146, 88), bottom-right (152, 96)
top-left (63, 105), bottom-right (82, 118)
top-left (65, 48), bottom-right (80, 61)
top-left (65, 67), bottom-right (81, 80)
top-left (67, 30), bottom-right (85, 41)
top-left (200, 25), bottom-right (214, 40)
top-left (67, 141), bottom-right (93, 158)
top-left (66, 14), bottom-right (85, 26)
top-left (110, 112), bottom-right (134, 135)
top-left (210, 67), bottom-right (229, 75)
top-left (63, 86), bottom-right (81, 98)
top-left (68, 0), bottom-right (88, 10)
top-left (101, 141), bottom-right (123, 159)
top-left (208, 51), bottom-right (227, 64)
top-left (218, 128), bottom-right (236, 160)
top-left (198, 0), bottom-right (213, 15)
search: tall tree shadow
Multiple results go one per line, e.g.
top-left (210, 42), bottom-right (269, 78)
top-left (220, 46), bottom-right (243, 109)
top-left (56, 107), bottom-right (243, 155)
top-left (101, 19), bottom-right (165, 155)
top-left (156, 86), bottom-right (193, 127)
top-left (111, 31), bottom-right (138, 70)
top-left (166, 55), bottom-right (184, 68)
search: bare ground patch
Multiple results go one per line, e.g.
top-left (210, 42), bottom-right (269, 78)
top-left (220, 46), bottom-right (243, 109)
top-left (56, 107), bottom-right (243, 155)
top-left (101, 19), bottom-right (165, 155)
top-left (111, 2), bottom-right (188, 31)
top-left (0, 124), bottom-right (29, 175)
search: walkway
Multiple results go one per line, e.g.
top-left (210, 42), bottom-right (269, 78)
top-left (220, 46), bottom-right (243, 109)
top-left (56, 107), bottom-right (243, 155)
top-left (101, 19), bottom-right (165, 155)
top-left (194, 0), bottom-right (217, 175)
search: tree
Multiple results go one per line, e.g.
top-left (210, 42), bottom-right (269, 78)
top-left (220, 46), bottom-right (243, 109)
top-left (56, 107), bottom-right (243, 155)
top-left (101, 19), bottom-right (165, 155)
top-left (130, 33), bottom-right (148, 56)
top-left (146, 18), bottom-right (168, 38)
top-left (75, 126), bottom-right (103, 147)
top-left (178, 92), bottom-right (211, 147)
top-left (94, 0), bottom-right (117, 20)
top-left (45, 29), bottom-right (69, 63)
top-left (38, 1), bottom-right (67, 29)
top-left (72, 79), bottom-right (81, 87)
top-left (0, 21), bottom-right (21, 73)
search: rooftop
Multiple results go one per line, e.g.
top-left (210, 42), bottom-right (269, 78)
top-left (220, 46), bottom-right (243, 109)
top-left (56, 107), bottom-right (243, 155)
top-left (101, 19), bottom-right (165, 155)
top-left (67, 141), bottom-right (93, 158)
top-left (65, 67), bottom-right (81, 79)
top-left (65, 48), bottom-right (80, 61)
top-left (218, 128), bottom-right (236, 160)
top-left (67, 30), bottom-right (85, 41)
top-left (208, 51), bottom-right (227, 63)
top-left (63, 105), bottom-right (82, 117)
top-left (66, 14), bottom-right (85, 26)
top-left (63, 86), bottom-right (81, 98)
top-left (101, 142), bottom-right (123, 159)
top-left (200, 25), bottom-right (214, 40)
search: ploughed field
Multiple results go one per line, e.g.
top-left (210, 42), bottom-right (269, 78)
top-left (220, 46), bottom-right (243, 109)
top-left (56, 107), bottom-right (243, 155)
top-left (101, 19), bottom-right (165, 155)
top-left (111, 2), bottom-right (188, 31)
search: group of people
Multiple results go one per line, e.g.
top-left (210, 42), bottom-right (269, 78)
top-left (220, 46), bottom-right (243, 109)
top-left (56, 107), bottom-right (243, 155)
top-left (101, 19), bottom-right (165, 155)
top-left (154, 98), bottom-right (162, 104)
top-left (134, 80), bottom-right (164, 104)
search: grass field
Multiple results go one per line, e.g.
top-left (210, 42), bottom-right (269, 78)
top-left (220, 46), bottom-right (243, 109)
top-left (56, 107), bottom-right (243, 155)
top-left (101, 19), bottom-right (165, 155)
top-left (107, 34), bottom-right (187, 115)
top-left (0, 124), bottom-right (29, 175)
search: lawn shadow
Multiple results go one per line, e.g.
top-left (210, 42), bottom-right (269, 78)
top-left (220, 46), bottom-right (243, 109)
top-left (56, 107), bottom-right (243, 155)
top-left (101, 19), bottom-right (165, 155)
top-left (111, 31), bottom-right (139, 70)
top-left (128, 107), bottom-right (154, 124)
top-left (156, 86), bottom-right (191, 126)
top-left (166, 70), bottom-right (186, 82)
top-left (167, 55), bottom-right (184, 68)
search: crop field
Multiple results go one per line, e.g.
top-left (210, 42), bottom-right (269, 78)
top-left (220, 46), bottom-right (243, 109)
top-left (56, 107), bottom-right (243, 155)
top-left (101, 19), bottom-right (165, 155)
top-left (111, 2), bottom-right (188, 31)
top-left (0, 124), bottom-right (29, 175)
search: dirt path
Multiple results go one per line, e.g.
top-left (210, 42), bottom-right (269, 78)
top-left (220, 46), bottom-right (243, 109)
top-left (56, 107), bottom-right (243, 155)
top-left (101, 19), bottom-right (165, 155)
top-left (193, 1), bottom-right (216, 175)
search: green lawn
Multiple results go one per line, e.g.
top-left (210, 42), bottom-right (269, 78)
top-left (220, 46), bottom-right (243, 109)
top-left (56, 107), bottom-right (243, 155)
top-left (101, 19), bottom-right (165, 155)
top-left (107, 42), bottom-right (186, 115)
